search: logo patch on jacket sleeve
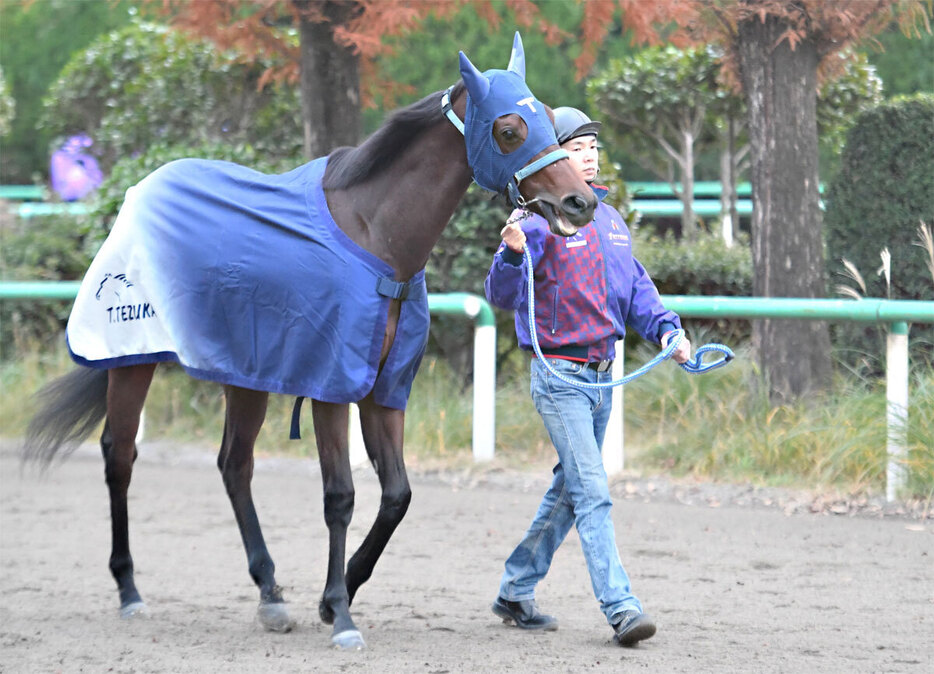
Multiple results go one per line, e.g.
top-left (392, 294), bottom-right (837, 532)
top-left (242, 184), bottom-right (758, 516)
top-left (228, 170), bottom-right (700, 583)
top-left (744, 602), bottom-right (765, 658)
top-left (608, 220), bottom-right (630, 246)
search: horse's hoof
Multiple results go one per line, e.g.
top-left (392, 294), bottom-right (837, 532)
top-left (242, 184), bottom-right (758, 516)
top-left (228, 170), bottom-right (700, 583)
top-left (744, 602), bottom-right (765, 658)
top-left (319, 598), bottom-right (335, 625)
top-left (258, 602), bottom-right (295, 633)
top-left (331, 629), bottom-right (366, 651)
top-left (119, 601), bottom-right (149, 619)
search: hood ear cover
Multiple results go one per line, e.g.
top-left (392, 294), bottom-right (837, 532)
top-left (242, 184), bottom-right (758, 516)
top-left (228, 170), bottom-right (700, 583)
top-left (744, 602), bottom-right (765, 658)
top-left (459, 32), bottom-right (526, 100)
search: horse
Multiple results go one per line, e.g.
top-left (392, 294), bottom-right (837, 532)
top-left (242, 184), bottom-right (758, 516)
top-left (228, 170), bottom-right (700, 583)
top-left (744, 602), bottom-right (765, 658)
top-left (23, 34), bottom-right (596, 651)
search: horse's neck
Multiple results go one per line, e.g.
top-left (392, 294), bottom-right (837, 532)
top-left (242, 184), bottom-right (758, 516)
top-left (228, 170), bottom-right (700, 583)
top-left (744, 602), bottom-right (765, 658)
top-left (324, 124), bottom-right (473, 281)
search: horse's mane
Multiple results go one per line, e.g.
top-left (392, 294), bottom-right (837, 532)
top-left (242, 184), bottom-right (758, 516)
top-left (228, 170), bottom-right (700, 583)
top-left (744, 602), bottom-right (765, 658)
top-left (322, 82), bottom-right (465, 190)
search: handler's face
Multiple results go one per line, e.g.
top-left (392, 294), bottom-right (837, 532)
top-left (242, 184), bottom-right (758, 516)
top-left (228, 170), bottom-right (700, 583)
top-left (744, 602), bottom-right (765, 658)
top-left (562, 135), bottom-right (599, 184)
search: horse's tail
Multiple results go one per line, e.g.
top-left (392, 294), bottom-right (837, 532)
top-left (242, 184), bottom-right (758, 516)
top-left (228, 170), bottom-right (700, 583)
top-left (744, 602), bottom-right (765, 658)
top-left (23, 367), bottom-right (109, 466)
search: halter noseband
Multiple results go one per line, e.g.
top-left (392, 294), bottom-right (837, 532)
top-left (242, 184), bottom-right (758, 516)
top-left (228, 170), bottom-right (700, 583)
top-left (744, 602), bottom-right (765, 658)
top-left (442, 86), bottom-right (568, 209)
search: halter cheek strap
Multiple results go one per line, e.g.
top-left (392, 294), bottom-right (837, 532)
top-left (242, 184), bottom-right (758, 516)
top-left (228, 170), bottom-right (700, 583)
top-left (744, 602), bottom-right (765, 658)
top-left (441, 88), bottom-right (465, 134)
top-left (506, 148), bottom-right (568, 207)
top-left (442, 86), bottom-right (568, 208)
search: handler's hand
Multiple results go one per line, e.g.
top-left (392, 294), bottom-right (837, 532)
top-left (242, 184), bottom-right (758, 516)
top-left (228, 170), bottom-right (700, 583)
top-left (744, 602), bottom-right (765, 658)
top-left (501, 222), bottom-right (526, 254)
top-left (662, 330), bottom-right (692, 364)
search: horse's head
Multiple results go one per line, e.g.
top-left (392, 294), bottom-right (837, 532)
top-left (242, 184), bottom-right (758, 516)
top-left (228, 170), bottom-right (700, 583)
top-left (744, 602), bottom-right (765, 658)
top-left (448, 33), bottom-right (597, 237)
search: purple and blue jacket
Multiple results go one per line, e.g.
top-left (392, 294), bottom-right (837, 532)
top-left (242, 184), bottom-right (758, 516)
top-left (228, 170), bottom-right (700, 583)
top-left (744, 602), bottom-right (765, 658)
top-left (484, 187), bottom-right (681, 363)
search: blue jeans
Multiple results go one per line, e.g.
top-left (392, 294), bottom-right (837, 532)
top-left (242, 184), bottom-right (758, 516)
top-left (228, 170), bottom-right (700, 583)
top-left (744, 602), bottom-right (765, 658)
top-left (498, 358), bottom-right (643, 624)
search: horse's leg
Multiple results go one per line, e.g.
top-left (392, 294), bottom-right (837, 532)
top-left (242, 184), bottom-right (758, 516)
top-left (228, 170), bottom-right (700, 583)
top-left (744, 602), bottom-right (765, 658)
top-left (310, 400), bottom-right (365, 650)
top-left (103, 363), bottom-right (155, 618)
top-left (344, 395), bottom-right (411, 608)
top-left (217, 386), bottom-right (293, 633)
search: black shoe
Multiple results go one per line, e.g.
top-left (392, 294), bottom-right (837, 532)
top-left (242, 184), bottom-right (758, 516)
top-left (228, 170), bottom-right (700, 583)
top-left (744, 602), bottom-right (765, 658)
top-left (491, 596), bottom-right (558, 631)
top-left (611, 610), bottom-right (656, 646)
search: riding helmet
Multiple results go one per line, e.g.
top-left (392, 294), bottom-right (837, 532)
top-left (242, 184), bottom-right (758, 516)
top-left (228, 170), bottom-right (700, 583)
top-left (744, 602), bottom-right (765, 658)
top-left (553, 107), bottom-right (602, 145)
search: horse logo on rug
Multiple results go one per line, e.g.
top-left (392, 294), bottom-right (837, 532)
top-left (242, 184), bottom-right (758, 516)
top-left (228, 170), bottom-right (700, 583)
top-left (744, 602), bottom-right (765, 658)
top-left (94, 273), bottom-right (134, 302)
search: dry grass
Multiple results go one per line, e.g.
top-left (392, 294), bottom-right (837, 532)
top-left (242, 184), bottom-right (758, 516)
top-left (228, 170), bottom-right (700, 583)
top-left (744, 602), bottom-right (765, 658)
top-left (3, 337), bottom-right (931, 498)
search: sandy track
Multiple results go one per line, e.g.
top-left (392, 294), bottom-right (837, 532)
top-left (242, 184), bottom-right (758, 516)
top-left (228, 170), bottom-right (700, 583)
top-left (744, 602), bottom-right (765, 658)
top-left (1, 440), bottom-right (931, 673)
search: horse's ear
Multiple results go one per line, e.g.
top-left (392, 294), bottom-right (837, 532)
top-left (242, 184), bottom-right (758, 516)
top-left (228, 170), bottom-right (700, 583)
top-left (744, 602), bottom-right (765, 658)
top-left (507, 32), bottom-right (526, 79)
top-left (459, 51), bottom-right (491, 103)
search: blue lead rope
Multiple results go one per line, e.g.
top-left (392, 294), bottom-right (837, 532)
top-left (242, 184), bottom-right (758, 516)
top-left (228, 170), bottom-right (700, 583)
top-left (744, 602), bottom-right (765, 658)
top-left (522, 245), bottom-right (734, 389)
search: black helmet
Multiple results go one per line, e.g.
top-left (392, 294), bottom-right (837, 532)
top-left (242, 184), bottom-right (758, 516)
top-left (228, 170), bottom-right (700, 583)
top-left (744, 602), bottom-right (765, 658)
top-left (553, 107), bottom-right (602, 144)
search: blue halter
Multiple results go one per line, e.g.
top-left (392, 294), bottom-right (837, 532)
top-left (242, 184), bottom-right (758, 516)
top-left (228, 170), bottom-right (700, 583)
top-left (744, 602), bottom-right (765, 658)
top-left (443, 33), bottom-right (569, 208)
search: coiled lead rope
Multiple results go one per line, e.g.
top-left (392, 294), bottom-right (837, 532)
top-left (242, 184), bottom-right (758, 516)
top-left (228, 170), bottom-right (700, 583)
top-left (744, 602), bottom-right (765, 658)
top-left (522, 244), bottom-right (734, 390)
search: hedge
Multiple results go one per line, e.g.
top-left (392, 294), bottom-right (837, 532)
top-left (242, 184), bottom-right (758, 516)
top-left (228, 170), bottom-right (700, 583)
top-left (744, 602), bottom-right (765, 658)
top-left (824, 94), bottom-right (934, 373)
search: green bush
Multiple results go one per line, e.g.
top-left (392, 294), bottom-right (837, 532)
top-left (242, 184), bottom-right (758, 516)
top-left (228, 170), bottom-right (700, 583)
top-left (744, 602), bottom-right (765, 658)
top-left (825, 94), bottom-right (934, 301)
top-left (41, 21), bottom-right (302, 171)
top-left (824, 94), bottom-right (934, 373)
top-left (632, 228), bottom-right (753, 346)
top-left (633, 228), bottom-right (753, 297)
top-left (0, 212), bottom-right (93, 355)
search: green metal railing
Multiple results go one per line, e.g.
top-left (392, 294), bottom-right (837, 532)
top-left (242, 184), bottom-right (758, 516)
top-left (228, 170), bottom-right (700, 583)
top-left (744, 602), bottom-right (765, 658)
top-left (0, 281), bottom-right (82, 300)
top-left (658, 295), bottom-right (932, 501)
top-left (661, 295), bottom-right (933, 323)
top-left (2, 283), bottom-right (931, 498)
top-left (0, 184), bottom-right (45, 200)
top-left (0, 283), bottom-right (500, 462)
top-left (631, 199), bottom-right (753, 218)
top-left (626, 181), bottom-right (825, 198)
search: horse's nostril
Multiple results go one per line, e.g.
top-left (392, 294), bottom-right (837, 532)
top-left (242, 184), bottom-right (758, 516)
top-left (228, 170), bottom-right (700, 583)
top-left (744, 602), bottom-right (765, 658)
top-left (562, 195), bottom-right (589, 216)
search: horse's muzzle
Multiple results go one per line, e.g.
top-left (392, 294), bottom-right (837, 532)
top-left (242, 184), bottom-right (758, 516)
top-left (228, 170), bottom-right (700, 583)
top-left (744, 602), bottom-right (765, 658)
top-left (536, 193), bottom-right (596, 237)
top-left (561, 193), bottom-right (596, 225)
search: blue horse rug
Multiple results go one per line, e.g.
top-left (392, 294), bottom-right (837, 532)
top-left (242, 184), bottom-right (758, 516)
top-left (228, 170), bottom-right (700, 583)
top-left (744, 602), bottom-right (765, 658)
top-left (66, 156), bottom-right (429, 410)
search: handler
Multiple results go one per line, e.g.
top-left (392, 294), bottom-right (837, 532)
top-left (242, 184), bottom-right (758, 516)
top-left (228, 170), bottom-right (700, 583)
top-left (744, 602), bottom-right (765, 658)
top-left (484, 107), bottom-right (691, 647)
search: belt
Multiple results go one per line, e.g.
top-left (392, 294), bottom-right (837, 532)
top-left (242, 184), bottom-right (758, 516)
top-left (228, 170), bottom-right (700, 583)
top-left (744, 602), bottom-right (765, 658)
top-left (534, 353), bottom-right (614, 373)
top-left (587, 359), bottom-right (614, 372)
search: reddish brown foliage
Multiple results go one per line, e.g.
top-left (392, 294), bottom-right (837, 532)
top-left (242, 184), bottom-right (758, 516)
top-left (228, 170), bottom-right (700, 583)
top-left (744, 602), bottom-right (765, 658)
top-left (147, 0), bottom-right (555, 105)
top-left (143, 1), bottom-right (928, 103)
top-left (574, 0), bottom-right (929, 85)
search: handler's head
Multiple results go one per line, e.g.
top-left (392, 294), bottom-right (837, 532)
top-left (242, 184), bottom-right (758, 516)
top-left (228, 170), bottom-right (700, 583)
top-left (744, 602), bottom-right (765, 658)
top-left (553, 107), bottom-right (601, 184)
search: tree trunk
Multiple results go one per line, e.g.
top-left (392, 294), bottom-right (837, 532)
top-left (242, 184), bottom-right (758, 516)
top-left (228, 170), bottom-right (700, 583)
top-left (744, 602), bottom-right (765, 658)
top-left (737, 12), bottom-right (832, 403)
top-left (295, 0), bottom-right (362, 159)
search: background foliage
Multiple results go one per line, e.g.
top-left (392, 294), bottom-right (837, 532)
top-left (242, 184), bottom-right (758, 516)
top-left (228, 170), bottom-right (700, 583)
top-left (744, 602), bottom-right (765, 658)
top-left (587, 45), bottom-right (729, 184)
top-left (0, 0), bottom-right (134, 182)
top-left (41, 21), bottom-right (303, 173)
top-left (371, 1), bottom-right (638, 122)
top-left (823, 93), bottom-right (934, 374)
top-left (0, 65), bottom-right (13, 138)
top-left (1, 2), bottom-right (932, 497)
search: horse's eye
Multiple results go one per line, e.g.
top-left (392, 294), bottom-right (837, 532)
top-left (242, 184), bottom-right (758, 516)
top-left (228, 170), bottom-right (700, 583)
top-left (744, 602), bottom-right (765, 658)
top-left (494, 116), bottom-right (527, 153)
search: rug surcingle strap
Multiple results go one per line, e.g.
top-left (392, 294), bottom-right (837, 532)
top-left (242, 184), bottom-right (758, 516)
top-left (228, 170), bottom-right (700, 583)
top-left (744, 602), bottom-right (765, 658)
top-left (376, 277), bottom-right (411, 301)
top-left (290, 396), bottom-right (305, 440)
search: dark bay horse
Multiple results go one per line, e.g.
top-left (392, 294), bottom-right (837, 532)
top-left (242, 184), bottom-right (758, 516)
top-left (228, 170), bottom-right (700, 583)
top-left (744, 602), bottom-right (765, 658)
top-left (23, 34), bottom-right (596, 650)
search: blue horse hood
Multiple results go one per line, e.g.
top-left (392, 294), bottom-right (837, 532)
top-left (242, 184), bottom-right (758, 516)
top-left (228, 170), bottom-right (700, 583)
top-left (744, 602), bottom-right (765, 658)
top-left (463, 68), bottom-right (558, 194)
top-left (457, 33), bottom-right (562, 194)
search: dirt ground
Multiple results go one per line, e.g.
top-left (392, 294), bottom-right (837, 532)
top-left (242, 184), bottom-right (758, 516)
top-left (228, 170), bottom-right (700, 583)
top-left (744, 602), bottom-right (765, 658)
top-left (1, 438), bottom-right (931, 673)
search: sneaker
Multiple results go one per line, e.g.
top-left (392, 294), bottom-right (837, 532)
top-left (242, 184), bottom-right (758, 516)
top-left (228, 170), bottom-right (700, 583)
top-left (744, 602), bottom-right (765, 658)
top-left (491, 596), bottom-right (558, 631)
top-left (611, 610), bottom-right (656, 646)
